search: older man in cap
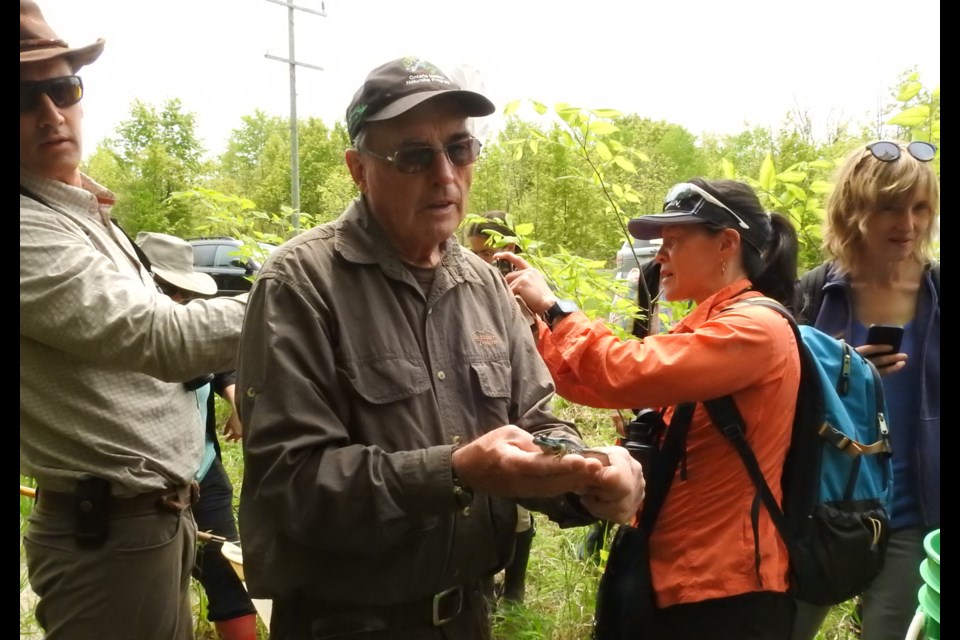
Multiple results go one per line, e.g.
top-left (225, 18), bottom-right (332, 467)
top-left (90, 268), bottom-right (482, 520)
top-left (237, 57), bottom-right (645, 639)
top-left (20, 2), bottom-right (246, 637)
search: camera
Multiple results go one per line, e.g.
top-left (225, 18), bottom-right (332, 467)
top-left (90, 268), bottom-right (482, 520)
top-left (495, 258), bottom-right (514, 277)
top-left (622, 408), bottom-right (665, 485)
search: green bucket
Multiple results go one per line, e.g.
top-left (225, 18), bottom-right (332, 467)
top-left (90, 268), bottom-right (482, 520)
top-left (919, 528), bottom-right (940, 639)
top-left (925, 529), bottom-right (940, 565)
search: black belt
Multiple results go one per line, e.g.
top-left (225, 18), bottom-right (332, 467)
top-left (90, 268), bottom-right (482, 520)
top-left (35, 483), bottom-right (199, 518)
top-left (278, 581), bottom-right (477, 636)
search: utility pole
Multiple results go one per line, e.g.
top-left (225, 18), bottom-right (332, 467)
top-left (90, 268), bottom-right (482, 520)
top-left (264, 0), bottom-right (326, 230)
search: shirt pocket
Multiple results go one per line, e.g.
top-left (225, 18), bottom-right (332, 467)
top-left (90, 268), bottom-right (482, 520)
top-left (343, 356), bottom-right (431, 404)
top-left (469, 359), bottom-right (511, 399)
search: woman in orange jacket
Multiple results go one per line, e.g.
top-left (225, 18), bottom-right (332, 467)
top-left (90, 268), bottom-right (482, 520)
top-left (499, 178), bottom-right (801, 639)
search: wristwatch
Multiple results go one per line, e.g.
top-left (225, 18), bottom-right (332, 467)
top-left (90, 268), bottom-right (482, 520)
top-left (543, 299), bottom-right (579, 329)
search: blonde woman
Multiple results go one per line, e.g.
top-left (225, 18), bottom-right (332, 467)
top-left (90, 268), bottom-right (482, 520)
top-left (793, 140), bottom-right (940, 640)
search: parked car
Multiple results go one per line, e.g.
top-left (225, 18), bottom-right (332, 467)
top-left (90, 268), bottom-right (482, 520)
top-left (188, 237), bottom-right (278, 296)
top-left (615, 237), bottom-right (660, 281)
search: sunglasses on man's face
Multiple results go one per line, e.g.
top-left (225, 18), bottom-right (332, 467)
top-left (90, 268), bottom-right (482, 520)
top-left (866, 141), bottom-right (937, 163)
top-left (362, 137), bottom-right (482, 174)
top-left (20, 75), bottom-right (84, 113)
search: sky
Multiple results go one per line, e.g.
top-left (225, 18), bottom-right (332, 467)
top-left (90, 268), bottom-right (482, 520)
top-left (37, 0), bottom-right (940, 159)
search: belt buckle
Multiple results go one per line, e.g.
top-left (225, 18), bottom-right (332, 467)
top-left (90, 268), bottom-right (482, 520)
top-left (432, 584), bottom-right (462, 626)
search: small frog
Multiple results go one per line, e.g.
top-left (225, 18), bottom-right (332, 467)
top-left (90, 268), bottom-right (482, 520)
top-left (532, 434), bottom-right (610, 466)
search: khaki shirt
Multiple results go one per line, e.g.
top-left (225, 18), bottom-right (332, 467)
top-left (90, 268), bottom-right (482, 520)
top-left (238, 197), bottom-right (590, 604)
top-left (20, 170), bottom-right (246, 495)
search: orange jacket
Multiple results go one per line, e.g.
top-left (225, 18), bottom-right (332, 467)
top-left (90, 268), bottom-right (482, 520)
top-left (538, 280), bottom-right (799, 607)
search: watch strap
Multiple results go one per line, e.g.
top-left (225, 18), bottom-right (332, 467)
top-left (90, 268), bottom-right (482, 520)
top-left (544, 299), bottom-right (578, 328)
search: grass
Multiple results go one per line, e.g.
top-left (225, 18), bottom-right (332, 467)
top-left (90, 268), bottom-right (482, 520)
top-left (19, 399), bottom-right (861, 639)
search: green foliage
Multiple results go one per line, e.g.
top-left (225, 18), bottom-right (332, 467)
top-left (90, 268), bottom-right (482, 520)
top-left (213, 113), bottom-right (356, 225)
top-left (462, 212), bottom-right (642, 340)
top-left (713, 71), bottom-right (942, 272)
top-left (214, 110), bottom-right (289, 208)
top-left (84, 99), bottom-right (210, 237)
top-left (169, 187), bottom-right (317, 270)
top-left (483, 104), bottom-right (637, 260)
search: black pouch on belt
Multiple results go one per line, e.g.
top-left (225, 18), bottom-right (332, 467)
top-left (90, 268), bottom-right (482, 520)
top-left (74, 477), bottom-right (112, 548)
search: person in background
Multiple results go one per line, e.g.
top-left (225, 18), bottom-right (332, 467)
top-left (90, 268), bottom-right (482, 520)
top-left (791, 140), bottom-right (940, 640)
top-left (20, 2), bottom-right (246, 637)
top-left (466, 210), bottom-right (535, 604)
top-left (137, 232), bottom-right (259, 640)
top-left (236, 56), bottom-right (645, 639)
top-left (501, 178), bottom-right (801, 639)
top-left (466, 210), bottom-right (519, 263)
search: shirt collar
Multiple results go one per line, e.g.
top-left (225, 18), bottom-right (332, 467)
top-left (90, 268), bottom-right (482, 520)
top-left (673, 278), bottom-right (757, 331)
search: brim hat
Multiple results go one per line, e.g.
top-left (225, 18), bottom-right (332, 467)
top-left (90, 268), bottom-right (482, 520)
top-left (628, 184), bottom-right (768, 252)
top-left (20, 0), bottom-right (105, 70)
top-left (136, 232), bottom-right (218, 297)
top-left (346, 57), bottom-right (495, 143)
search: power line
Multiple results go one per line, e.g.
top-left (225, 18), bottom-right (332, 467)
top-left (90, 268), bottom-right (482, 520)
top-left (264, 0), bottom-right (327, 230)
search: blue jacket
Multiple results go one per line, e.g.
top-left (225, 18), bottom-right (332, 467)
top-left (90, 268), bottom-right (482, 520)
top-left (802, 263), bottom-right (940, 529)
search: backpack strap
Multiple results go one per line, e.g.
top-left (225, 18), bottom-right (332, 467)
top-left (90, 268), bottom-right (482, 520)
top-left (638, 402), bottom-right (695, 533)
top-left (796, 263), bottom-right (829, 325)
top-left (110, 217), bottom-right (153, 274)
top-left (708, 296), bottom-right (802, 581)
top-left (703, 396), bottom-right (792, 584)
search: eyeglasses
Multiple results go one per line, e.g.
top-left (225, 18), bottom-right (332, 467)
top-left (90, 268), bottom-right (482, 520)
top-left (20, 75), bottom-right (84, 113)
top-left (362, 137), bottom-right (482, 174)
top-left (663, 182), bottom-right (751, 230)
top-left (866, 141), bottom-right (936, 163)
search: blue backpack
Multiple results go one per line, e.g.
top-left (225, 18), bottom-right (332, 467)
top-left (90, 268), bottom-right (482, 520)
top-left (706, 297), bottom-right (894, 606)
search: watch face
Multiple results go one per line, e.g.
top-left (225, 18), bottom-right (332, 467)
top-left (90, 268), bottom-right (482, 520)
top-left (556, 299), bottom-right (579, 314)
top-left (546, 299), bottom-right (578, 326)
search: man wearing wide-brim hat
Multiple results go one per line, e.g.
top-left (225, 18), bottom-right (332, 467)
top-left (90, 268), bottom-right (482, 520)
top-left (19, 2), bottom-right (247, 638)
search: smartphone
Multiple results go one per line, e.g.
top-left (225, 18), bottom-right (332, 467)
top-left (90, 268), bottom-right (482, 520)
top-left (495, 259), bottom-right (515, 277)
top-left (866, 324), bottom-right (904, 352)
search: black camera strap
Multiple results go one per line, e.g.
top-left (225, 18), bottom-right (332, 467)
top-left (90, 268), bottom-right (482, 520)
top-left (638, 402), bottom-right (694, 532)
top-left (593, 402), bottom-right (696, 640)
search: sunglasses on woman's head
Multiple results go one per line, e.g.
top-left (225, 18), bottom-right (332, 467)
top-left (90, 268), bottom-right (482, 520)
top-left (866, 141), bottom-right (936, 163)
top-left (663, 182), bottom-right (751, 230)
top-left (20, 76), bottom-right (84, 112)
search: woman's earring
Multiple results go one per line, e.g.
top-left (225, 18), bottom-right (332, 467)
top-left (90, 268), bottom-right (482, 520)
top-left (720, 260), bottom-right (727, 275)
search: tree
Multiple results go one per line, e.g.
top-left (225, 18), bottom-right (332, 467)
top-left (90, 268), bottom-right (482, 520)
top-left (215, 109), bottom-right (288, 203)
top-left (214, 112), bottom-right (355, 227)
top-left (84, 99), bottom-right (209, 237)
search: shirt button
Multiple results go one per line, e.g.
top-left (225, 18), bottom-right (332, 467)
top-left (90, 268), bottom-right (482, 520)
top-left (461, 506), bottom-right (471, 516)
top-left (245, 386), bottom-right (257, 398)
top-left (452, 435), bottom-right (462, 445)
top-left (437, 371), bottom-right (446, 380)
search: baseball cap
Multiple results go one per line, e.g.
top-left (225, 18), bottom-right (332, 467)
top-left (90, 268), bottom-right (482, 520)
top-left (628, 182), bottom-right (768, 252)
top-left (346, 57), bottom-right (495, 143)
